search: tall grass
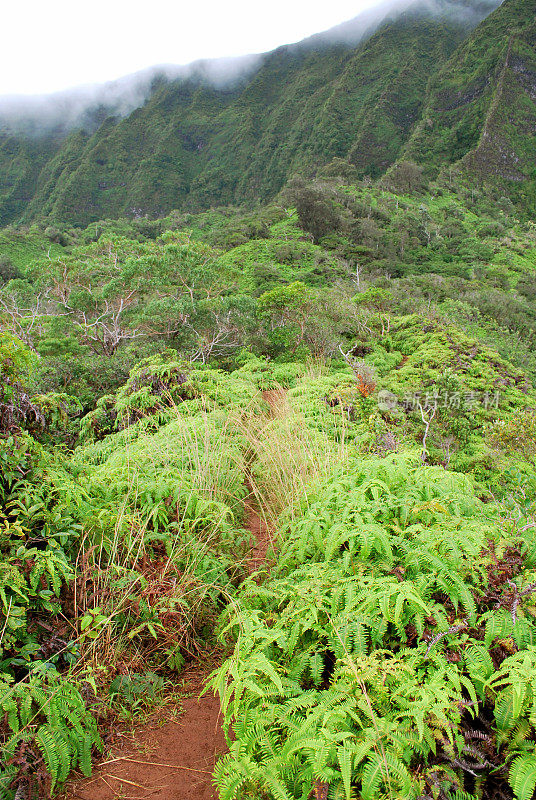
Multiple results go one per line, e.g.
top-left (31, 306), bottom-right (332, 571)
top-left (1, 372), bottom-right (353, 797)
top-left (72, 400), bottom-right (258, 667)
top-left (234, 384), bottom-right (350, 527)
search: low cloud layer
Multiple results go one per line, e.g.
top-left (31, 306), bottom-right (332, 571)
top-left (0, 54), bottom-right (264, 136)
top-left (0, 0), bottom-right (502, 138)
top-left (308, 0), bottom-right (502, 45)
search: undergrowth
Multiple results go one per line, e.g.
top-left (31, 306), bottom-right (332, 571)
top-left (0, 346), bottom-right (264, 798)
top-left (211, 453), bottom-right (536, 800)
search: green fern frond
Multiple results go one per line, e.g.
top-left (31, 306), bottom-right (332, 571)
top-left (509, 754), bottom-right (536, 800)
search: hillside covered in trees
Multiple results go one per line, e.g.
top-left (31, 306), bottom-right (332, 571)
top-left (1, 0), bottom-right (527, 226)
top-left (2, 0), bottom-right (536, 799)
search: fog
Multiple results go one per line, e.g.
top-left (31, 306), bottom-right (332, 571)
top-left (308, 0), bottom-right (502, 45)
top-left (0, 0), bottom-right (502, 138)
top-left (0, 55), bottom-right (264, 136)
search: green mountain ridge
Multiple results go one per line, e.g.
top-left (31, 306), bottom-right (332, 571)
top-left (406, 0), bottom-right (536, 197)
top-left (0, 0), bottom-right (515, 226)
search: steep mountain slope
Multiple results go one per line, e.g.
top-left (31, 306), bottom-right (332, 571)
top-left (41, 18), bottom-right (463, 226)
top-left (0, 132), bottom-right (61, 224)
top-left (0, 1), bottom-right (499, 226)
top-left (406, 0), bottom-right (536, 194)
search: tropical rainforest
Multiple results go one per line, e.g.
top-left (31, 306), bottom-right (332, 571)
top-left (2, 0), bottom-right (536, 798)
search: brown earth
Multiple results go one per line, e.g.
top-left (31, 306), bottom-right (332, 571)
top-left (64, 391), bottom-right (282, 800)
top-left (66, 686), bottom-right (226, 800)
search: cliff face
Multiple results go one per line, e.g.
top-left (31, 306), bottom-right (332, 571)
top-left (0, 0), bottom-right (520, 226)
top-left (406, 0), bottom-right (536, 191)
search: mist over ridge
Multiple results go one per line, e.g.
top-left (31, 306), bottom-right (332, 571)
top-left (0, 0), bottom-right (502, 137)
top-left (0, 54), bottom-right (264, 136)
top-left (1, 0), bottom-right (527, 229)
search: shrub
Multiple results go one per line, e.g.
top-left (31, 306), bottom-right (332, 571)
top-left (211, 455), bottom-right (536, 800)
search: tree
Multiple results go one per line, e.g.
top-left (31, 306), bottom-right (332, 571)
top-left (355, 218), bottom-right (383, 250)
top-left (135, 232), bottom-right (239, 360)
top-left (284, 177), bottom-right (346, 243)
top-left (383, 161), bottom-right (426, 194)
top-left (353, 287), bottom-right (393, 336)
top-left (0, 330), bottom-right (42, 435)
top-left (0, 255), bottom-right (21, 284)
top-left (136, 232), bottom-right (232, 338)
top-left (183, 295), bottom-right (256, 364)
top-left (38, 237), bottom-right (148, 356)
top-left (16, 232), bottom-right (238, 359)
top-left (0, 279), bottom-right (49, 350)
top-left (259, 282), bottom-right (311, 354)
top-left (489, 411), bottom-right (536, 466)
top-left (44, 225), bottom-right (66, 245)
top-left (316, 158), bottom-right (358, 182)
top-left (259, 282), bottom-right (356, 357)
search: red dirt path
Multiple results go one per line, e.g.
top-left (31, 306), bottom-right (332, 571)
top-left (67, 687), bottom-right (226, 800)
top-left (66, 502), bottom-right (270, 800)
top-left (64, 392), bottom-right (281, 800)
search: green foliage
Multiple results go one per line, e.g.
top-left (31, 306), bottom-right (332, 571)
top-left (109, 672), bottom-right (165, 709)
top-left (0, 343), bottom-right (260, 793)
top-left (489, 410), bottom-right (536, 466)
top-left (0, 329), bottom-right (34, 383)
top-left (0, 669), bottom-right (102, 796)
top-left (509, 754), bottom-right (536, 800)
top-left (211, 453), bottom-right (536, 800)
top-left (283, 178), bottom-right (349, 243)
top-left (0, 228), bottom-right (64, 269)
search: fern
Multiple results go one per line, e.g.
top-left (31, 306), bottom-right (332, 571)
top-left (464, 644), bottom-right (494, 698)
top-left (210, 454), bottom-right (536, 800)
top-left (0, 671), bottom-right (102, 794)
top-left (509, 754), bottom-right (536, 800)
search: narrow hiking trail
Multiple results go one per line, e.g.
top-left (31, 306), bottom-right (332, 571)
top-left (64, 391), bottom-right (284, 800)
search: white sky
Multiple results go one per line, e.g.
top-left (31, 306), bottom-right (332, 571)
top-left (1, 0), bottom-right (379, 96)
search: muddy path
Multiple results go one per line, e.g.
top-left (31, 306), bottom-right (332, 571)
top-left (66, 686), bottom-right (226, 800)
top-left (64, 392), bottom-right (282, 800)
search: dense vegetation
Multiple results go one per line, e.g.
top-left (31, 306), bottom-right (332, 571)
top-left (2, 162), bottom-right (536, 797)
top-left (213, 455), bottom-right (536, 800)
top-left (0, 0), bottom-right (518, 227)
top-left (2, 0), bottom-right (536, 798)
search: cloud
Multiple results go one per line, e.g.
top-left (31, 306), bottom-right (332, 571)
top-left (0, 0), bottom-right (502, 137)
top-left (0, 54), bottom-right (264, 136)
top-left (306, 0), bottom-right (502, 46)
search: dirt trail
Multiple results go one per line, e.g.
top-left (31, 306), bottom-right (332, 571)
top-left (64, 392), bottom-right (281, 800)
top-left (66, 685), bottom-right (226, 800)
